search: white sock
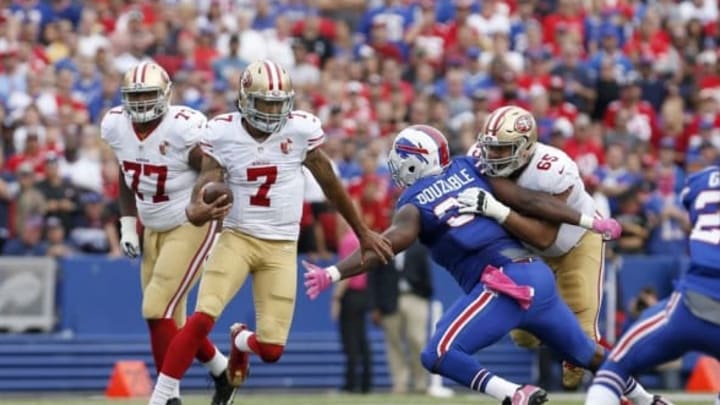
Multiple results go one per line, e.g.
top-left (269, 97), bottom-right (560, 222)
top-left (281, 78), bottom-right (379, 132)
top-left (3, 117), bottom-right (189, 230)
top-left (586, 384), bottom-right (620, 405)
top-left (172, 382), bottom-right (180, 399)
top-left (234, 330), bottom-right (255, 352)
top-left (483, 375), bottom-right (520, 401)
top-left (624, 381), bottom-right (653, 405)
top-left (203, 347), bottom-right (229, 377)
top-left (715, 393), bottom-right (720, 405)
top-left (149, 373), bottom-right (179, 405)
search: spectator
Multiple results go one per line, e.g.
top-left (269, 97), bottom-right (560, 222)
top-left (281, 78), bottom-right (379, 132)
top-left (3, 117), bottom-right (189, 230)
top-left (564, 114), bottom-right (604, 179)
top-left (44, 215), bottom-right (75, 258)
top-left (595, 143), bottom-right (641, 215)
top-left (332, 217), bottom-right (371, 394)
top-left (12, 161), bottom-right (46, 236)
top-left (613, 187), bottom-right (650, 254)
top-left (2, 215), bottom-right (47, 256)
top-left (550, 42), bottom-right (596, 112)
top-left (68, 191), bottom-right (120, 256)
top-left (369, 240), bottom-right (433, 395)
top-left (35, 152), bottom-right (78, 230)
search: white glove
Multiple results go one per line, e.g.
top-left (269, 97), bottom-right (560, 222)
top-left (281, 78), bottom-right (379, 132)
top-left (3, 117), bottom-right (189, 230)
top-left (457, 187), bottom-right (511, 223)
top-left (119, 216), bottom-right (141, 258)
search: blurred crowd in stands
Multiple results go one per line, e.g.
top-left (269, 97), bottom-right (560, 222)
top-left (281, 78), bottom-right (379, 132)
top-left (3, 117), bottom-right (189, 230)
top-left (0, 0), bottom-right (718, 260)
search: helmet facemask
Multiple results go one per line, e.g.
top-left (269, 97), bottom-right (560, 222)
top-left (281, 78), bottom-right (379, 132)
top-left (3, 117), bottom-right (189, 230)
top-left (238, 92), bottom-right (294, 134)
top-left (121, 86), bottom-right (171, 123)
top-left (388, 148), bottom-right (423, 188)
top-left (478, 136), bottom-right (531, 177)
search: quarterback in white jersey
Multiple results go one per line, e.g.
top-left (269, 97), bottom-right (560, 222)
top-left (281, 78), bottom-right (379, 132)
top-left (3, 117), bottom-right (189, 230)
top-left (148, 60), bottom-right (393, 405)
top-left (101, 62), bottom-right (233, 405)
top-left (462, 106), bottom-right (613, 390)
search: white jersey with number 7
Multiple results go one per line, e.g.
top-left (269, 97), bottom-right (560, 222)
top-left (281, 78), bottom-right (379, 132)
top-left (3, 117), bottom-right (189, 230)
top-left (201, 110), bottom-right (325, 241)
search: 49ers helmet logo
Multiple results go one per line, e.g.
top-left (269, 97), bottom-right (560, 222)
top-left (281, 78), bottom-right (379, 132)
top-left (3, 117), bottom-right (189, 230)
top-left (514, 114), bottom-right (534, 133)
top-left (241, 71), bottom-right (253, 88)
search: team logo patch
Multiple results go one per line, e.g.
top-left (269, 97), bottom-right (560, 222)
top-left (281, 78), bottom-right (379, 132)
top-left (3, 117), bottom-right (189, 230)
top-left (514, 115), bottom-right (533, 133)
top-left (241, 71), bottom-right (253, 88)
top-left (159, 140), bottom-right (170, 155)
top-left (280, 138), bottom-right (293, 154)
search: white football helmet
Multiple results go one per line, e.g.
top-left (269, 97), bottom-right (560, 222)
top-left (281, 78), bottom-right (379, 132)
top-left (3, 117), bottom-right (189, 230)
top-left (238, 59), bottom-right (295, 134)
top-left (476, 105), bottom-right (538, 177)
top-left (121, 62), bottom-right (172, 123)
top-left (388, 125), bottom-right (451, 187)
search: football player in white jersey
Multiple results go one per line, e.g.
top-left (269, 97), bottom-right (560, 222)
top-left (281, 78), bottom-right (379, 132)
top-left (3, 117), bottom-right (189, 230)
top-left (147, 60), bottom-right (393, 405)
top-left (101, 62), bottom-right (234, 405)
top-left (461, 106), bottom-right (610, 390)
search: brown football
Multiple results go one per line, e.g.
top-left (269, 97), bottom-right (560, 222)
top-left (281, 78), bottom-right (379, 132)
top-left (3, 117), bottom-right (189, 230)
top-left (202, 182), bottom-right (233, 204)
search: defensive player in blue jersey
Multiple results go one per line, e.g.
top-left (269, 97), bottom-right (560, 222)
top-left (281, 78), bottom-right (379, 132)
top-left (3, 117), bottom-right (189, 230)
top-left (586, 165), bottom-right (720, 405)
top-left (304, 125), bottom-right (665, 405)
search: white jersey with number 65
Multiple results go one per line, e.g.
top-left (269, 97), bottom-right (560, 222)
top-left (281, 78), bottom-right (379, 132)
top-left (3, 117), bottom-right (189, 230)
top-left (201, 110), bottom-right (325, 241)
top-left (101, 105), bottom-right (206, 232)
top-left (468, 142), bottom-right (597, 256)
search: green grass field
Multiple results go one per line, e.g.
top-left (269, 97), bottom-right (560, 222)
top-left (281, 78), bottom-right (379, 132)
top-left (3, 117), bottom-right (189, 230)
top-left (0, 392), bottom-right (715, 405)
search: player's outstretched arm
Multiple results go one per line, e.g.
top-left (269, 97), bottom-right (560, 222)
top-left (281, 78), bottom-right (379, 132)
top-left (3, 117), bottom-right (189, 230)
top-left (303, 148), bottom-right (393, 263)
top-left (487, 177), bottom-right (621, 239)
top-left (185, 154), bottom-right (231, 226)
top-left (303, 204), bottom-right (420, 300)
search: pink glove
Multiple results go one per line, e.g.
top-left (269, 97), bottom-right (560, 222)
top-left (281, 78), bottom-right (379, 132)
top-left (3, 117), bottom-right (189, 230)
top-left (481, 265), bottom-right (534, 310)
top-left (302, 260), bottom-right (333, 300)
top-left (592, 218), bottom-right (622, 240)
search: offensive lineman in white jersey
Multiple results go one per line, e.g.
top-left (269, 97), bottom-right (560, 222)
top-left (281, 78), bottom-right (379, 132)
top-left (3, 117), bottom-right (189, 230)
top-left (101, 62), bottom-right (233, 405)
top-left (147, 60), bottom-right (393, 405)
top-left (462, 106), bottom-right (610, 390)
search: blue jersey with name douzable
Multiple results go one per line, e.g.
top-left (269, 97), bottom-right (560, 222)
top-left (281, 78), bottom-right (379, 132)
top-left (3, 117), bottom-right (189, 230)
top-left (396, 157), bottom-right (531, 293)
top-left (678, 165), bottom-right (720, 300)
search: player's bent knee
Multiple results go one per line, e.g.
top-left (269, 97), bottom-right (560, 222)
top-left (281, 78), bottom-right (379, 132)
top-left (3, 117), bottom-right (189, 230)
top-left (195, 294), bottom-right (225, 319)
top-left (141, 297), bottom-right (169, 320)
top-left (420, 346), bottom-right (441, 372)
top-left (255, 342), bottom-right (284, 363)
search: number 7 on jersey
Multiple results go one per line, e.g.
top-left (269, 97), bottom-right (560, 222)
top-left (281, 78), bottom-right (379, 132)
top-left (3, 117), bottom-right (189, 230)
top-left (247, 166), bottom-right (278, 207)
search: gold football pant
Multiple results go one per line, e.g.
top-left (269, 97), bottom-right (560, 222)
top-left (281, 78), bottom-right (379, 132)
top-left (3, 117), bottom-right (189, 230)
top-left (195, 229), bottom-right (298, 345)
top-left (141, 221), bottom-right (218, 325)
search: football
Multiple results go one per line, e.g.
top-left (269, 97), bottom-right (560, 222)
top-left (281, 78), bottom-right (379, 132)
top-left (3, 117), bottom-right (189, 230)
top-left (202, 182), bottom-right (233, 204)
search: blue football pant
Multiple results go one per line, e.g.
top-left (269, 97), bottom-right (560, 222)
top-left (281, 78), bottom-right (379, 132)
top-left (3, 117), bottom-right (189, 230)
top-left (592, 292), bottom-right (720, 397)
top-left (420, 261), bottom-right (595, 391)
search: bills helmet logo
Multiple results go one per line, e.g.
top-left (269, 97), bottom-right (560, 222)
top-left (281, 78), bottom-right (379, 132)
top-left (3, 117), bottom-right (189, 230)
top-left (514, 114), bottom-right (534, 133)
top-left (394, 137), bottom-right (430, 164)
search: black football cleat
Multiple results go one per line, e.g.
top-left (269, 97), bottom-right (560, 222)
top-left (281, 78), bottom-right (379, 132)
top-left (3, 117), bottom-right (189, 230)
top-left (211, 370), bottom-right (237, 405)
top-left (167, 398), bottom-right (182, 405)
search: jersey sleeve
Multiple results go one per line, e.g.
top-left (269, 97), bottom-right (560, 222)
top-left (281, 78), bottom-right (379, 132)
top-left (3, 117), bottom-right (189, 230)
top-left (99, 107), bottom-right (123, 151)
top-left (200, 116), bottom-right (229, 168)
top-left (170, 108), bottom-right (208, 161)
top-left (291, 111), bottom-right (325, 151)
top-left (180, 109), bottom-right (208, 148)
